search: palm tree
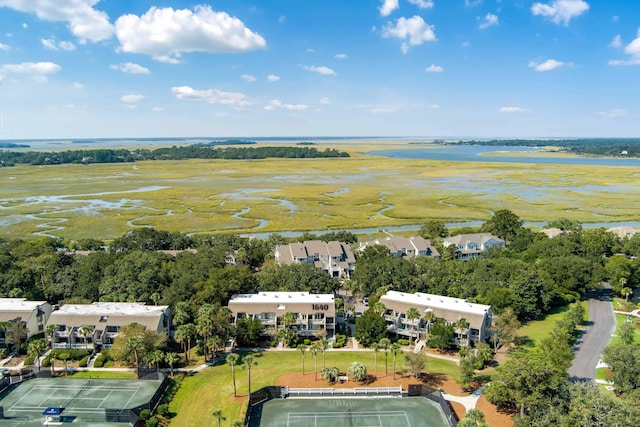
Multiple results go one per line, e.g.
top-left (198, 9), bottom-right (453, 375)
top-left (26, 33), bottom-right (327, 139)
top-left (621, 286), bottom-right (633, 302)
top-left (45, 324), bottom-right (57, 348)
top-left (423, 310), bottom-right (436, 340)
top-left (320, 339), bottom-right (328, 368)
top-left (297, 344), bottom-right (307, 374)
top-left (164, 352), bottom-right (179, 376)
top-left (207, 335), bottom-right (224, 360)
top-left (212, 409), bottom-right (225, 427)
top-left (175, 323), bottom-right (196, 365)
top-left (347, 361), bottom-right (367, 382)
top-left (371, 342), bottom-right (380, 380)
top-left (232, 421), bottom-right (243, 427)
top-left (309, 342), bottom-right (321, 381)
top-left (27, 338), bottom-right (46, 372)
top-left (455, 318), bottom-right (470, 347)
top-left (280, 312), bottom-right (297, 329)
top-left (320, 366), bottom-right (339, 383)
top-left (372, 301), bottom-right (386, 316)
top-left (58, 350), bottom-right (71, 376)
top-left (390, 342), bottom-right (402, 380)
top-left (79, 325), bottom-right (94, 350)
top-left (379, 338), bottom-right (391, 375)
top-left (126, 335), bottom-right (145, 378)
top-left (226, 353), bottom-right (240, 397)
top-left (243, 355), bottom-right (257, 398)
top-left (146, 349), bottom-right (164, 373)
top-left (406, 307), bottom-right (420, 344)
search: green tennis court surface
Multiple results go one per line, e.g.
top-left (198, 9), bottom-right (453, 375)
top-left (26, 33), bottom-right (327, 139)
top-left (0, 378), bottom-right (163, 423)
top-left (252, 397), bottom-right (449, 427)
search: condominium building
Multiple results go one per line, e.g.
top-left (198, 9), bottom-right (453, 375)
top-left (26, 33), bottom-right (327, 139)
top-left (357, 236), bottom-right (440, 259)
top-left (443, 233), bottom-right (505, 260)
top-left (275, 240), bottom-right (356, 279)
top-left (46, 302), bottom-right (171, 350)
top-left (379, 290), bottom-right (492, 345)
top-left (228, 292), bottom-right (336, 337)
top-left (0, 298), bottom-right (52, 343)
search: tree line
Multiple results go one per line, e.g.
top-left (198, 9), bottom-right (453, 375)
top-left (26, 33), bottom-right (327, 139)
top-left (0, 145), bottom-right (349, 166)
top-left (450, 138), bottom-right (640, 157)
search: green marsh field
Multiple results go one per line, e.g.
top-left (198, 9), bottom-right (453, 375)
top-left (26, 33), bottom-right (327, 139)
top-left (1, 142), bottom-right (639, 240)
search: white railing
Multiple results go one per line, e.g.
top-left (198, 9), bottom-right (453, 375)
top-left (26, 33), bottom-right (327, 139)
top-left (53, 343), bottom-right (91, 350)
top-left (285, 386), bottom-right (403, 397)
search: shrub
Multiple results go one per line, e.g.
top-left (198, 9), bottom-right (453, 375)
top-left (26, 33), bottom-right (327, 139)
top-left (156, 403), bottom-right (169, 416)
top-left (303, 339), bottom-right (311, 346)
top-left (23, 356), bottom-right (34, 366)
top-left (79, 355), bottom-right (90, 368)
top-left (93, 354), bottom-right (106, 368)
top-left (139, 409), bottom-right (151, 421)
top-left (50, 349), bottom-right (90, 361)
top-left (41, 356), bottom-right (51, 367)
top-left (146, 417), bottom-right (159, 427)
top-left (397, 339), bottom-right (410, 346)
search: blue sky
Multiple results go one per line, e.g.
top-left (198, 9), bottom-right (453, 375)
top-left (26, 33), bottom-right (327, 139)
top-left (0, 0), bottom-right (638, 139)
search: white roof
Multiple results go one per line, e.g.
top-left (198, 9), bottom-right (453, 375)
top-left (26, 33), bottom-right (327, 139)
top-left (56, 302), bottom-right (168, 316)
top-left (229, 292), bottom-right (334, 304)
top-left (380, 290), bottom-right (489, 316)
top-left (0, 298), bottom-right (47, 312)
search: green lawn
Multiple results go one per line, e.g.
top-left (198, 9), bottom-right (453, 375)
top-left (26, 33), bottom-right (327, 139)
top-left (66, 370), bottom-right (137, 380)
top-left (519, 301), bottom-right (588, 347)
top-left (169, 350), bottom-right (458, 427)
top-left (609, 314), bottom-right (640, 346)
top-left (595, 367), bottom-right (611, 382)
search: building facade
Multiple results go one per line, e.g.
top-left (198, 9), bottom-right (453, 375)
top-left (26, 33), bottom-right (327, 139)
top-left (357, 235), bottom-right (440, 259)
top-left (46, 302), bottom-right (171, 350)
top-left (275, 240), bottom-right (356, 279)
top-left (228, 292), bottom-right (336, 337)
top-left (443, 233), bottom-right (505, 260)
top-left (379, 290), bottom-right (492, 346)
top-left (0, 298), bottom-right (52, 344)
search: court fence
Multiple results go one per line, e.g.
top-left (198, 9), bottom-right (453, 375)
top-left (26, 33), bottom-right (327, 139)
top-left (245, 386), bottom-right (283, 426)
top-left (283, 386), bottom-right (403, 397)
top-left (407, 384), bottom-right (457, 427)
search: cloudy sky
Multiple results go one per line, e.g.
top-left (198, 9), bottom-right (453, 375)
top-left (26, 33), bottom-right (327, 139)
top-left (0, 0), bottom-right (638, 139)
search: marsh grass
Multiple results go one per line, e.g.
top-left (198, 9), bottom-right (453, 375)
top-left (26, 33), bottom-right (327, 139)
top-left (2, 149), bottom-right (640, 240)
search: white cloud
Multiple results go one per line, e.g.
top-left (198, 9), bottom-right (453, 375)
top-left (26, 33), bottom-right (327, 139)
top-left (334, 53), bottom-right (348, 59)
top-left (264, 99), bottom-right (308, 111)
top-left (426, 104), bottom-right (439, 109)
top-left (479, 13), bottom-right (499, 30)
top-left (371, 108), bottom-right (396, 114)
top-left (0, 42), bottom-right (9, 50)
top-left (379, 0), bottom-right (399, 17)
top-left (41, 37), bottom-right (76, 51)
top-left (302, 65), bottom-right (336, 76)
top-left (320, 97), bottom-right (331, 104)
top-left (0, 61), bottom-right (61, 74)
top-left (610, 34), bottom-right (622, 49)
top-left (0, 0), bottom-right (114, 42)
top-left (408, 0), bottom-right (434, 9)
top-left (596, 109), bottom-right (626, 118)
top-left (531, 0), bottom-right (589, 26)
top-left (267, 74), bottom-right (280, 82)
top-left (381, 16), bottom-right (436, 54)
top-left (110, 62), bottom-right (150, 74)
top-left (121, 94), bottom-right (144, 103)
top-left (465, 0), bottom-right (483, 7)
top-left (529, 59), bottom-right (565, 71)
top-left (152, 107), bottom-right (164, 112)
top-left (153, 55), bottom-right (182, 65)
top-left (115, 5), bottom-right (266, 62)
top-left (609, 30), bottom-right (640, 66)
top-left (499, 106), bottom-right (528, 113)
top-left (426, 64), bottom-right (443, 72)
top-left (72, 82), bottom-right (84, 89)
top-left (171, 86), bottom-right (251, 107)
top-left (241, 74), bottom-right (257, 82)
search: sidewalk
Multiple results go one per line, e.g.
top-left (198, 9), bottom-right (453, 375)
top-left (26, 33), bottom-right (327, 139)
top-left (442, 385), bottom-right (486, 412)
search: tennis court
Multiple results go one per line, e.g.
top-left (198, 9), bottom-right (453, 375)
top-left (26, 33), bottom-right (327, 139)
top-left (0, 378), bottom-right (164, 423)
top-left (252, 397), bottom-right (450, 427)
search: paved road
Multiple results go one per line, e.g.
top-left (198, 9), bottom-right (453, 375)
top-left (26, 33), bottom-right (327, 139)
top-left (568, 287), bottom-right (616, 381)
